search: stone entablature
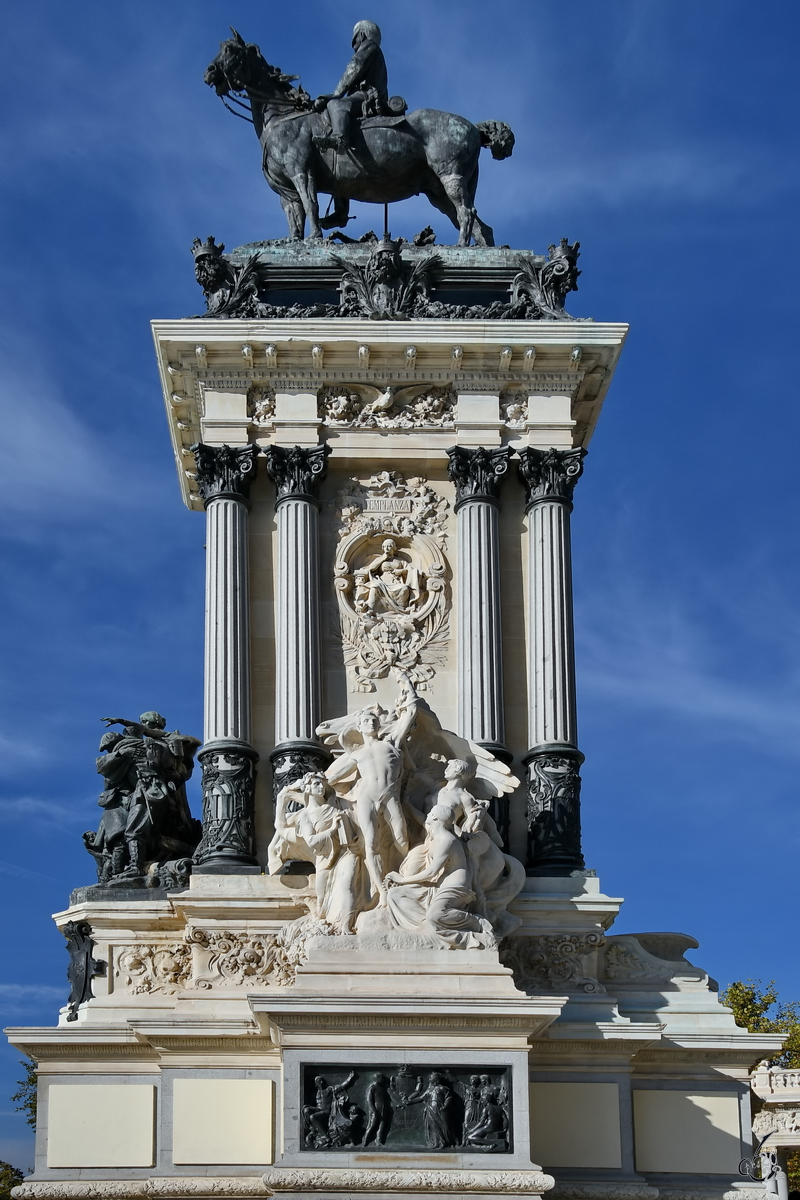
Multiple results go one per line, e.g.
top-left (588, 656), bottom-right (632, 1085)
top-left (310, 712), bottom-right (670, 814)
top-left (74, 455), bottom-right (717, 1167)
top-left (152, 319), bottom-right (627, 510)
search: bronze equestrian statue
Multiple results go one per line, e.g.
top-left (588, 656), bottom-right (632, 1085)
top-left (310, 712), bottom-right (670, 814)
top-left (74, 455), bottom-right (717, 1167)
top-left (205, 23), bottom-right (515, 246)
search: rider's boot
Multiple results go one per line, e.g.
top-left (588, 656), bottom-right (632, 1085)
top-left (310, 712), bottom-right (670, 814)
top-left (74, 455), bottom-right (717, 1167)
top-left (312, 133), bottom-right (345, 154)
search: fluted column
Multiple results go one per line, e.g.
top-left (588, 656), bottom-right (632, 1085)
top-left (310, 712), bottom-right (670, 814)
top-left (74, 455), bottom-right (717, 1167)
top-left (519, 446), bottom-right (586, 875)
top-left (264, 444), bottom-right (332, 800)
top-left (192, 443), bottom-right (260, 874)
top-left (447, 444), bottom-right (512, 745)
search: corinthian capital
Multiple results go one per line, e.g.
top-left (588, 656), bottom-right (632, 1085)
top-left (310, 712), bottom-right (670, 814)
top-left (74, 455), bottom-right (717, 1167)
top-left (192, 443), bottom-right (259, 507)
top-left (264, 443), bottom-right (331, 506)
top-left (446, 446), bottom-right (512, 508)
top-left (518, 446), bottom-right (586, 508)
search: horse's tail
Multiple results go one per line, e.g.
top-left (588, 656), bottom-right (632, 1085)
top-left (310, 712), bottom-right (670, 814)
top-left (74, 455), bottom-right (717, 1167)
top-left (476, 120), bottom-right (515, 160)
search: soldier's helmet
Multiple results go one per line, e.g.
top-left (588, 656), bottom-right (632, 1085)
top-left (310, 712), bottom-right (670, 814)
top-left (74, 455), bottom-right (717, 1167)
top-left (352, 20), bottom-right (381, 47)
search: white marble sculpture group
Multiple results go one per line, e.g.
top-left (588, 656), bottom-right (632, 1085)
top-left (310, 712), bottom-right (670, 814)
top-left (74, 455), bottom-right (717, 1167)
top-left (267, 674), bottom-right (525, 949)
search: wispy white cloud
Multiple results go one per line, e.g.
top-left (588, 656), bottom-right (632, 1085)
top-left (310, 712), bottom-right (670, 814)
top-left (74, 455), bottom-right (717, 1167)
top-left (0, 984), bottom-right (65, 1001)
top-left (0, 796), bottom-right (87, 827)
top-left (575, 570), bottom-right (800, 760)
top-left (0, 859), bottom-right (57, 883)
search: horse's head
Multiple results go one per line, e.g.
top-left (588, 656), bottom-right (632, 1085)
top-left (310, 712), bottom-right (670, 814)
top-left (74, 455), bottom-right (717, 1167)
top-left (205, 28), bottom-right (252, 96)
top-left (205, 27), bottom-right (305, 108)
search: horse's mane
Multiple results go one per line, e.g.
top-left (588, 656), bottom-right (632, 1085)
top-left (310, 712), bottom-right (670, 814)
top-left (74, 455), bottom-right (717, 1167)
top-left (244, 42), bottom-right (310, 109)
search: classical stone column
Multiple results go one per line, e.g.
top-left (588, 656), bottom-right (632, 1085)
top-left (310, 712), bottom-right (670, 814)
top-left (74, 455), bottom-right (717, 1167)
top-left (447, 444), bottom-right (512, 760)
top-left (264, 444), bottom-right (332, 798)
top-left (191, 443), bottom-right (260, 874)
top-left (518, 446), bottom-right (586, 875)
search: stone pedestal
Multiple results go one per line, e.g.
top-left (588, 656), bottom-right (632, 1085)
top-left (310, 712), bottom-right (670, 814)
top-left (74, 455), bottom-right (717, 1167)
top-left (9, 242), bottom-right (777, 1200)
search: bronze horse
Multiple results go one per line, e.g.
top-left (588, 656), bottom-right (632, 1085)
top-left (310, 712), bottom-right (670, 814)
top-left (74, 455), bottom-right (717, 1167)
top-left (205, 30), bottom-right (515, 245)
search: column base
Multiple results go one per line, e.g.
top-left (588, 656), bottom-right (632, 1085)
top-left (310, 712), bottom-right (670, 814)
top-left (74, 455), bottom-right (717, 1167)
top-left (523, 743), bottom-right (585, 875)
top-left (194, 740), bottom-right (259, 873)
top-left (270, 741), bottom-right (332, 798)
top-left (193, 862), bottom-right (262, 876)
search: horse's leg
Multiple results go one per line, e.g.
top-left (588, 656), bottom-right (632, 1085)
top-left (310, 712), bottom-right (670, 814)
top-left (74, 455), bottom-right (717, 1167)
top-left (422, 186), bottom-right (461, 240)
top-left (465, 165), bottom-right (495, 247)
top-left (279, 192), bottom-right (305, 240)
top-left (291, 171), bottom-right (323, 240)
top-left (438, 173), bottom-right (477, 246)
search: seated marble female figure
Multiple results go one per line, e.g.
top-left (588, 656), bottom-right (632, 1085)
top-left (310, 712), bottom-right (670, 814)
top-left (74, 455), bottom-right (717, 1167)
top-left (384, 805), bottom-right (495, 948)
top-left (267, 772), bottom-right (367, 933)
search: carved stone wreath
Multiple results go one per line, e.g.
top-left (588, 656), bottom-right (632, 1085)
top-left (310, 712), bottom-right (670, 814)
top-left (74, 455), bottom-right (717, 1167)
top-left (334, 472), bottom-right (451, 692)
top-left (114, 943), bottom-right (191, 996)
top-left (319, 384), bottom-right (455, 430)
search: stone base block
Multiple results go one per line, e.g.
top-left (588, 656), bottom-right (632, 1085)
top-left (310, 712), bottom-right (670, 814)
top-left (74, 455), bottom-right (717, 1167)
top-left (261, 1166), bottom-right (555, 1195)
top-left (12, 1181), bottom-right (270, 1200)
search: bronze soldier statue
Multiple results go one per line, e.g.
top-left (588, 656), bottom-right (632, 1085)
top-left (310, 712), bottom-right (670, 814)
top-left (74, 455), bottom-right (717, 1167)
top-left (312, 20), bottom-right (400, 154)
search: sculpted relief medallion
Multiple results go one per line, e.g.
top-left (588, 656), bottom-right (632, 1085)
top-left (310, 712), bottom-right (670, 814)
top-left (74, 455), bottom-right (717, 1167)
top-left (334, 471), bottom-right (451, 693)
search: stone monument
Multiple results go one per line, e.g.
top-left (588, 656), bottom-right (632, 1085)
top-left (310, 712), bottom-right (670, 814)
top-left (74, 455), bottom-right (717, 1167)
top-left (5, 20), bottom-right (782, 1200)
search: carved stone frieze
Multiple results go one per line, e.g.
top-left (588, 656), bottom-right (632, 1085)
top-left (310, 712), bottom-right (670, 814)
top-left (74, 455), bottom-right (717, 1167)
top-left (602, 940), bottom-right (674, 983)
top-left (63, 920), bottom-right (105, 1021)
top-left (447, 446), bottom-right (512, 508)
top-left (194, 744), bottom-right (258, 871)
top-left (334, 473), bottom-right (450, 692)
top-left (248, 383), bottom-right (276, 428)
top-left (319, 384), bottom-right (456, 430)
top-left (192, 443), bottom-right (260, 507)
top-left (753, 1108), bottom-right (800, 1137)
top-left (114, 943), bottom-right (191, 995)
top-left (500, 932), bottom-right (605, 994)
top-left (262, 1168), bottom-right (553, 1193)
top-left (263, 443), bottom-right (331, 505)
top-left (518, 447), bottom-right (586, 508)
top-left (525, 749), bottom-right (585, 873)
top-left (185, 928), bottom-right (277, 989)
top-left (501, 391), bottom-right (528, 430)
top-left (14, 1179), bottom-right (271, 1200)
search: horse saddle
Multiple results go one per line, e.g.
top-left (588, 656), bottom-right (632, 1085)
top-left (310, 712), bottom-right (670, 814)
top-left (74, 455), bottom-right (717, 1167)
top-left (359, 114), bottom-right (409, 131)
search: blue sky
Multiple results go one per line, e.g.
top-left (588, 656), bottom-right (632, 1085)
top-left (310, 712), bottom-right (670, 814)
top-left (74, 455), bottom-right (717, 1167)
top-left (1, 0), bottom-right (799, 1169)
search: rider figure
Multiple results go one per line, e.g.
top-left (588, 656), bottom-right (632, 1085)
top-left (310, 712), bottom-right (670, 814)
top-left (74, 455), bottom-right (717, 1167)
top-left (313, 20), bottom-right (388, 153)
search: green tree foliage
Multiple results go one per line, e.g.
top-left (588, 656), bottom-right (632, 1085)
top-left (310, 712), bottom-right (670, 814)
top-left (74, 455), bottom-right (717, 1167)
top-left (10, 1059), bottom-right (36, 1129)
top-left (0, 1161), bottom-right (24, 1199)
top-left (722, 980), bottom-right (800, 1188)
top-left (722, 979), bottom-right (800, 1068)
